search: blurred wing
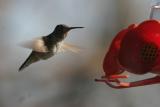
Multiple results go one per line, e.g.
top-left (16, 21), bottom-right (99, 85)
top-left (19, 37), bottom-right (48, 53)
top-left (19, 39), bottom-right (34, 50)
top-left (59, 42), bottom-right (81, 53)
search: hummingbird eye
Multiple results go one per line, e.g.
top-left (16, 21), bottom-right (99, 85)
top-left (56, 25), bottom-right (63, 29)
top-left (54, 25), bottom-right (63, 32)
top-left (54, 24), bottom-right (70, 34)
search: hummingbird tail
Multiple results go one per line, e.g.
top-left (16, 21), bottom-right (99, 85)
top-left (18, 51), bottom-right (40, 72)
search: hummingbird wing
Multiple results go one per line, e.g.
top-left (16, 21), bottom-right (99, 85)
top-left (19, 37), bottom-right (48, 53)
top-left (59, 42), bottom-right (81, 53)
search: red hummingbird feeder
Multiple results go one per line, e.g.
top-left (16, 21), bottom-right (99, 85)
top-left (95, 3), bottom-right (160, 89)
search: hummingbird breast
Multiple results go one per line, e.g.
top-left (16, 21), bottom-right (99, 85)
top-left (42, 35), bottom-right (63, 53)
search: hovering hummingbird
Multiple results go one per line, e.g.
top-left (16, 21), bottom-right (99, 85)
top-left (19, 24), bottom-right (84, 71)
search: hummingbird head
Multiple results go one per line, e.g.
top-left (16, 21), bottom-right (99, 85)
top-left (53, 24), bottom-right (84, 35)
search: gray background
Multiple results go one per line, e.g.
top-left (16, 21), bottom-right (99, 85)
top-left (0, 0), bottom-right (159, 107)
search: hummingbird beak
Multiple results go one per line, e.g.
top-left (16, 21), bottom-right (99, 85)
top-left (69, 27), bottom-right (84, 30)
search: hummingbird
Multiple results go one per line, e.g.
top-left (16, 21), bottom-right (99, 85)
top-left (19, 24), bottom-right (84, 71)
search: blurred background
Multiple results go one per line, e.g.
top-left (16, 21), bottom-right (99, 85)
top-left (0, 0), bottom-right (160, 107)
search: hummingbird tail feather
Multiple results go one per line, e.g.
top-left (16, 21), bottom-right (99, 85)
top-left (18, 51), bottom-right (40, 71)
